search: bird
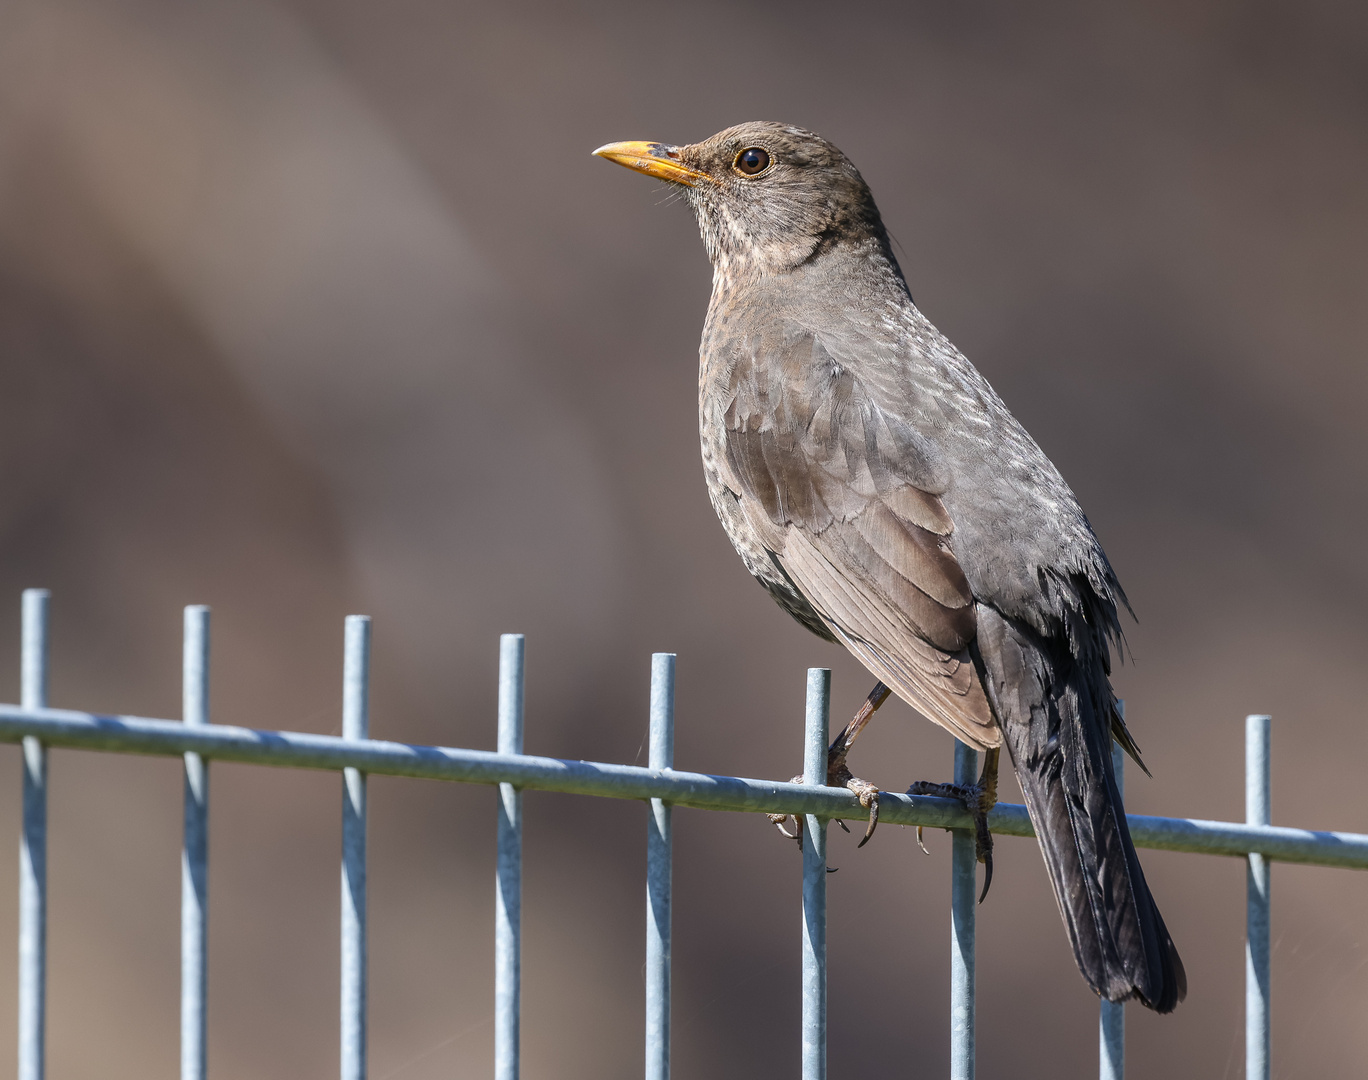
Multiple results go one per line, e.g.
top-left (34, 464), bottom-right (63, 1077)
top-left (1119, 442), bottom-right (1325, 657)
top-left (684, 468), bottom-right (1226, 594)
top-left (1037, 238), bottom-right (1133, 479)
top-left (593, 122), bottom-right (1186, 1013)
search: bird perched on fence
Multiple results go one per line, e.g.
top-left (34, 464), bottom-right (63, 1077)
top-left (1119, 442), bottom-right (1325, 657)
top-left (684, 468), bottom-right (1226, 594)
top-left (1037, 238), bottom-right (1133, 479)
top-left (593, 122), bottom-right (1185, 1012)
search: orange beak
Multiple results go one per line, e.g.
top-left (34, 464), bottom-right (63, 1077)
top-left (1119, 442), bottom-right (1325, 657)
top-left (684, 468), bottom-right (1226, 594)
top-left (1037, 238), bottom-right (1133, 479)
top-left (592, 141), bottom-right (711, 187)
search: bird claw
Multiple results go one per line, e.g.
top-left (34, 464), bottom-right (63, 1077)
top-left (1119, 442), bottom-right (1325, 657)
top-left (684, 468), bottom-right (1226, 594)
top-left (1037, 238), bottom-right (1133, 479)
top-left (852, 781), bottom-right (881, 848)
top-left (768, 773), bottom-right (808, 846)
top-left (768, 812), bottom-right (801, 842)
top-left (828, 750), bottom-right (882, 848)
top-left (907, 772), bottom-right (998, 902)
top-left (975, 815), bottom-right (994, 903)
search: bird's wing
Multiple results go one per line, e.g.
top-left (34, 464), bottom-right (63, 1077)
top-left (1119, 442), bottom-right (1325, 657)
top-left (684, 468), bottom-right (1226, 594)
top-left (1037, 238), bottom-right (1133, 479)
top-left (720, 332), bottom-right (999, 749)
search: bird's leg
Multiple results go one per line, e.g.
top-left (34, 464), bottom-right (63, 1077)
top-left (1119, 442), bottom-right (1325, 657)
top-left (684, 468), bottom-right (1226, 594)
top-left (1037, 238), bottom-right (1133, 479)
top-left (828, 681), bottom-right (892, 847)
top-left (907, 747), bottom-right (1001, 902)
top-left (767, 681), bottom-right (892, 847)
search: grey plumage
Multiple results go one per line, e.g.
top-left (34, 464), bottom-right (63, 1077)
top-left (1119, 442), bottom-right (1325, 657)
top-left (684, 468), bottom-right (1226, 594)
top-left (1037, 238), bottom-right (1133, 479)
top-left (596, 121), bottom-right (1186, 1011)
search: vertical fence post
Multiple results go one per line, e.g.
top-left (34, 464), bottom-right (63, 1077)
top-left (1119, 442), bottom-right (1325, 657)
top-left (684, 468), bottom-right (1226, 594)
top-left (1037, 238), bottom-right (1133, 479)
top-left (645, 653), bottom-right (676, 1080)
top-left (182, 606), bottom-right (210, 1080)
top-left (1100, 716), bottom-right (1126, 1080)
top-left (950, 739), bottom-right (977, 1080)
top-left (495, 635), bottom-right (525, 1080)
top-left (801, 668), bottom-right (830, 1080)
top-left (341, 616), bottom-right (371, 1080)
top-left (19, 588), bottom-right (49, 1080)
top-left (1246, 714), bottom-right (1271, 1080)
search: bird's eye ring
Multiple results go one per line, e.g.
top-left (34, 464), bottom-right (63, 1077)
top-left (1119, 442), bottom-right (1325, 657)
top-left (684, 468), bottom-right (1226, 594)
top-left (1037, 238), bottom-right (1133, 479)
top-left (733, 146), bottom-right (772, 177)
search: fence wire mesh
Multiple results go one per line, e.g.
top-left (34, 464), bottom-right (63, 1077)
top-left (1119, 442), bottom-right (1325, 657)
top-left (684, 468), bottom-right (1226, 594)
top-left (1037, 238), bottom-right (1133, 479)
top-left (6, 592), bottom-right (1359, 1078)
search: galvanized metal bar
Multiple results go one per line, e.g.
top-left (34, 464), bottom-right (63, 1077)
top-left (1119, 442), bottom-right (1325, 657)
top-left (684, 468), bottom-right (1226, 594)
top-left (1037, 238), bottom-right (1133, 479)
top-left (1107, 812), bottom-right (1354, 866)
top-left (1246, 714), bottom-right (1271, 1080)
top-left (495, 634), bottom-right (524, 1080)
top-left (341, 616), bottom-right (371, 1080)
top-left (0, 706), bottom-right (1358, 867)
top-left (19, 588), bottom-right (49, 1080)
top-left (182, 606), bottom-right (210, 1080)
top-left (801, 668), bottom-right (829, 1080)
top-left (0, 705), bottom-right (1012, 824)
top-left (950, 739), bottom-right (977, 1080)
top-left (1099, 737), bottom-right (1126, 1080)
top-left (645, 653), bottom-right (675, 1080)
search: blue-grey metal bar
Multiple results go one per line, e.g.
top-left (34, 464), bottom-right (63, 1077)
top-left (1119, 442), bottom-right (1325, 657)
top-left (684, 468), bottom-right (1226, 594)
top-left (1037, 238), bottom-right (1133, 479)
top-left (1246, 714), bottom-right (1271, 1080)
top-left (0, 706), bottom-right (1358, 868)
top-left (19, 588), bottom-right (49, 1080)
top-left (341, 616), bottom-right (371, 1080)
top-left (645, 653), bottom-right (675, 1080)
top-left (495, 634), bottom-right (525, 1080)
top-left (801, 668), bottom-right (830, 1080)
top-left (182, 606), bottom-right (210, 1080)
top-left (950, 739), bottom-right (977, 1080)
top-left (1099, 738), bottom-right (1126, 1080)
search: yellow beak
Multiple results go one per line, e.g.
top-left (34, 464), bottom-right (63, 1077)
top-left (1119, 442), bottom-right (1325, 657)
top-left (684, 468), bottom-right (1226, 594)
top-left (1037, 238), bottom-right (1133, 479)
top-left (592, 141), bottom-right (711, 187)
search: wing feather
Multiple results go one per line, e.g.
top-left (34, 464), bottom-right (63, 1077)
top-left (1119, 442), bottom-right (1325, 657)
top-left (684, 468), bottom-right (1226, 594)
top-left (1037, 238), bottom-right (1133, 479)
top-left (782, 531), bottom-right (998, 748)
top-left (721, 332), bottom-right (999, 746)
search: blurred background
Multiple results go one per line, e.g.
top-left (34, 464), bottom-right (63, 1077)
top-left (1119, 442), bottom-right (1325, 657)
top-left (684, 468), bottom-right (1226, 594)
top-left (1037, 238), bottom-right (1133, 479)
top-left (0, 0), bottom-right (1364, 1075)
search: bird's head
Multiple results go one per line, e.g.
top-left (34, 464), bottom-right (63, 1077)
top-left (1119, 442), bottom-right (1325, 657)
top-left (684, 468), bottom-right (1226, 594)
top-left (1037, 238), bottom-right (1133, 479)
top-left (594, 121), bottom-right (892, 279)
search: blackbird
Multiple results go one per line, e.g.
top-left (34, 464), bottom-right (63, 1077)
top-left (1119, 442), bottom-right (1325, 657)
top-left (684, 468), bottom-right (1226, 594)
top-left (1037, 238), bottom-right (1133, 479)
top-left (594, 122), bottom-right (1185, 1012)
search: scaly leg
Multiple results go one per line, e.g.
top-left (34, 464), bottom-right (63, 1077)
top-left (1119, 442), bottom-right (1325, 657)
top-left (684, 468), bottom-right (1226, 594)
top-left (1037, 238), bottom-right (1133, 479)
top-left (907, 746), bottom-right (1000, 902)
top-left (768, 682), bottom-right (892, 847)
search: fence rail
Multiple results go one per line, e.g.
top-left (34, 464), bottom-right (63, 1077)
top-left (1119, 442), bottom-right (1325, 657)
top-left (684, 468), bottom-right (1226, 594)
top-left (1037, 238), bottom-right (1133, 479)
top-left (2, 702), bottom-right (1359, 866)
top-left (6, 592), bottom-right (1363, 1078)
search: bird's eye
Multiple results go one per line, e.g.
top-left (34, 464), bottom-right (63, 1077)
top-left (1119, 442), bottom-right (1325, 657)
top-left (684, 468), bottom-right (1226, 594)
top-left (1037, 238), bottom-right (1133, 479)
top-left (733, 147), bottom-right (772, 176)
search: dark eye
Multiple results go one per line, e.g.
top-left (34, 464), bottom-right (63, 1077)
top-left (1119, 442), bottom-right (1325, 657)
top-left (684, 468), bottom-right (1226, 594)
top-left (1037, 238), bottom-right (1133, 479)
top-left (734, 147), bottom-right (771, 176)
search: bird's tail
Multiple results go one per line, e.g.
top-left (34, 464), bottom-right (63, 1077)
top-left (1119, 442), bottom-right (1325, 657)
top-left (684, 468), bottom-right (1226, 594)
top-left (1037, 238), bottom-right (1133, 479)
top-left (973, 605), bottom-right (1186, 1012)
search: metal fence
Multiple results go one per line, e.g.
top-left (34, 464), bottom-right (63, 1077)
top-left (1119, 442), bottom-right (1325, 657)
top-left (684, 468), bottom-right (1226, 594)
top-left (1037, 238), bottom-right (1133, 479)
top-left (5, 589), bottom-right (1367, 1079)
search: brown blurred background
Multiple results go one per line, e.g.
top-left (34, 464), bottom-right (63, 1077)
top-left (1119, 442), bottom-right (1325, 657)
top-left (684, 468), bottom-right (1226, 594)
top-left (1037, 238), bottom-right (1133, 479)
top-left (0, 0), bottom-right (1364, 1075)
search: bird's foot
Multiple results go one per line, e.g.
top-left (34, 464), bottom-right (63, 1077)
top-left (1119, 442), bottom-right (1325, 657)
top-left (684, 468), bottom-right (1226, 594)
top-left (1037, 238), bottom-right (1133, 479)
top-left (768, 682), bottom-right (892, 847)
top-left (765, 756), bottom-right (882, 848)
top-left (828, 747), bottom-right (882, 848)
top-left (907, 749), bottom-right (999, 902)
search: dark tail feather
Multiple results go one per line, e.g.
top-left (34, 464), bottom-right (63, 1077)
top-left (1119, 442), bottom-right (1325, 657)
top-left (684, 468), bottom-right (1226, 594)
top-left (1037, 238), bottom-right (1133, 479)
top-left (974, 605), bottom-right (1186, 1012)
top-left (1110, 702), bottom-right (1152, 778)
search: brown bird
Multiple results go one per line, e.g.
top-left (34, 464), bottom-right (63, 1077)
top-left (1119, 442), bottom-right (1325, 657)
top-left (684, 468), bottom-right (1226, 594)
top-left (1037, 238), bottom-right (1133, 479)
top-left (594, 122), bottom-right (1185, 1012)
